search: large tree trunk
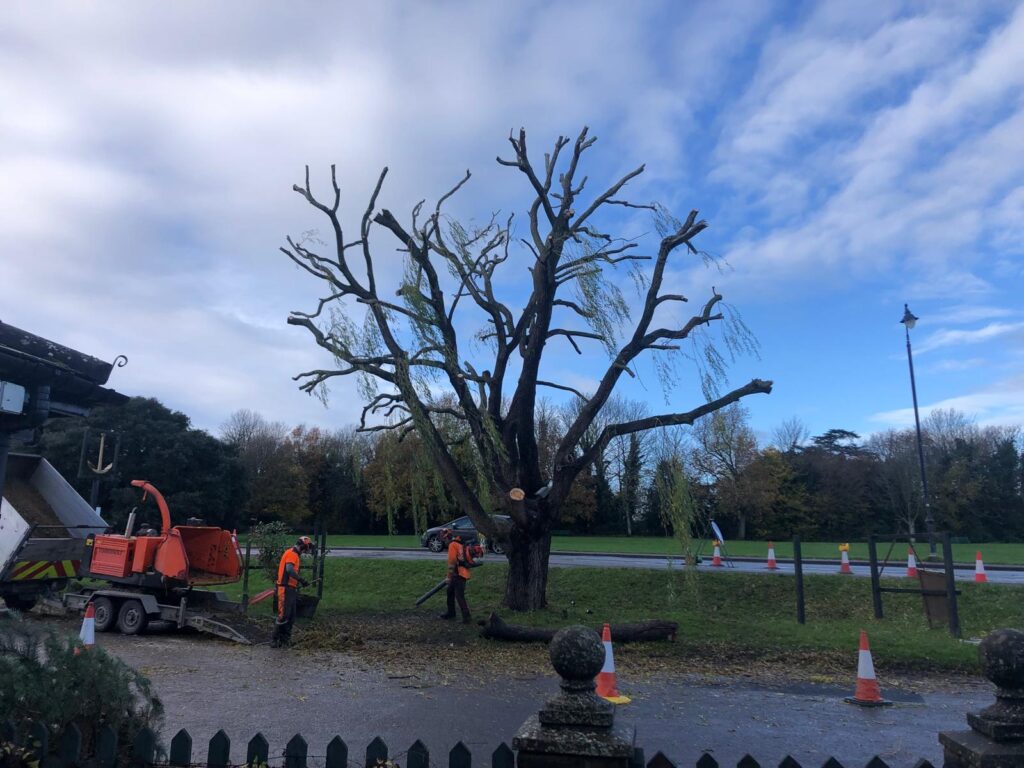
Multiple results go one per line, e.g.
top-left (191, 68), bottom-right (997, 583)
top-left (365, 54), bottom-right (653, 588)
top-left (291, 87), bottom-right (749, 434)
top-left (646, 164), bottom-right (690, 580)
top-left (504, 532), bottom-right (551, 611)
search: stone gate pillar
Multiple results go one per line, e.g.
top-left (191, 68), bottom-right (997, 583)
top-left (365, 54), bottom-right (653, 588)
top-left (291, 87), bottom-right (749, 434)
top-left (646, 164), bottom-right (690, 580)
top-left (513, 625), bottom-right (634, 768)
top-left (940, 628), bottom-right (1024, 768)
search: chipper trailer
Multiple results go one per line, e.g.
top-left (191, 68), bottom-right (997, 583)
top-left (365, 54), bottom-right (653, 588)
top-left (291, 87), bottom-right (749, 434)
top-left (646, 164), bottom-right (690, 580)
top-left (63, 480), bottom-right (254, 643)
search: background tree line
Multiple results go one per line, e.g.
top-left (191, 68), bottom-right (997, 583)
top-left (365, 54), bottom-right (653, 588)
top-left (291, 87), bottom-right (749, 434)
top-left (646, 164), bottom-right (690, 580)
top-left (30, 397), bottom-right (1024, 542)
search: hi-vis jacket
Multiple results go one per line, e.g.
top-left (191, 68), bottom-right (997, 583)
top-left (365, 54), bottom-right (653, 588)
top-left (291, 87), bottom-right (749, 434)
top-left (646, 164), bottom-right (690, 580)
top-left (447, 540), bottom-right (472, 580)
top-left (277, 547), bottom-right (302, 588)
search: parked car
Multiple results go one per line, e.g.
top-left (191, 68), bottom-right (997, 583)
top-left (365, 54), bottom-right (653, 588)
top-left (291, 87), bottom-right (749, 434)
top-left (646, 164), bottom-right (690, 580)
top-left (420, 515), bottom-right (511, 554)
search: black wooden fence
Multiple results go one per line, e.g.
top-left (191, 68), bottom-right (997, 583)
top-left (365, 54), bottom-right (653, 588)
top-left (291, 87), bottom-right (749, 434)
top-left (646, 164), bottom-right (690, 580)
top-left (0, 720), bottom-right (940, 768)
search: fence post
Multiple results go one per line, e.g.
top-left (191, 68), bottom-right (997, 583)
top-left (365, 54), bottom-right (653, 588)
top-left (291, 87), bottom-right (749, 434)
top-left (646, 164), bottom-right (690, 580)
top-left (242, 520), bottom-right (253, 614)
top-left (246, 733), bottom-right (270, 766)
top-left (207, 729), bottom-right (231, 768)
top-left (450, 741), bottom-right (472, 768)
top-left (132, 727), bottom-right (157, 768)
top-left (366, 736), bottom-right (388, 767)
top-left (512, 625), bottom-right (634, 768)
top-left (57, 723), bottom-right (82, 768)
top-left (95, 724), bottom-right (118, 768)
top-left (793, 536), bottom-right (805, 625)
top-left (939, 628), bottom-right (1024, 768)
top-left (28, 721), bottom-right (48, 764)
top-left (326, 737), bottom-right (349, 768)
top-left (285, 734), bottom-right (308, 768)
top-left (868, 535), bottom-right (883, 619)
top-left (169, 729), bottom-right (192, 767)
top-left (492, 744), bottom-right (514, 768)
top-left (407, 740), bottom-right (429, 768)
top-left (942, 533), bottom-right (961, 639)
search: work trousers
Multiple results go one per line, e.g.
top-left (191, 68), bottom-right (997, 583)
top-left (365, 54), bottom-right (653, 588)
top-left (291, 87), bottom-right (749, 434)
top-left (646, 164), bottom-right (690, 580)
top-left (445, 576), bottom-right (470, 620)
top-left (273, 585), bottom-right (297, 646)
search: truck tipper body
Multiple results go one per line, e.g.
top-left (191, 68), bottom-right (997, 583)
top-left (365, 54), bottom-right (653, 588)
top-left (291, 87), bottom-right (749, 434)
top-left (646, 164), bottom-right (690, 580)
top-left (0, 453), bottom-right (106, 610)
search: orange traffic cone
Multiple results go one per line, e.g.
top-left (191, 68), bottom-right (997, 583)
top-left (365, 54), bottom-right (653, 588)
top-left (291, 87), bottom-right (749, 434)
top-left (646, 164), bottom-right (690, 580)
top-left (711, 540), bottom-right (723, 567)
top-left (975, 551), bottom-right (988, 583)
top-left (75, 602), bottom-right (96, 655)
top-left (844, 630), bottom-right (892, 707)
top-left (596, 623), bottom-right (630, 704)
top-left (766, 541), bottom-right (778, 570)
top-left (906, 548), bottom-right (918, 578)
top-left (839, 543), bottom-right (852, 574)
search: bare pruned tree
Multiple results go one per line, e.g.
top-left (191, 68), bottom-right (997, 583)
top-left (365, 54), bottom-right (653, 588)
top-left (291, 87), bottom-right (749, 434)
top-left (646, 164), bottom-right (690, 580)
top-left (867, 428), bottom-right (923, 536)
top-left (283, 127), bottom-right (772, 610)
top-left (771, 416), bottom-right (809, 452)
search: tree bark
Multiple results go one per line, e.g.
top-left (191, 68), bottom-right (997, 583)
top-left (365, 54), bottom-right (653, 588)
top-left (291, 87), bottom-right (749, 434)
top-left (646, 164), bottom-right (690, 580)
top-left (504, 532), bottom-right (551, 610)
top-left (480, 613), bottom-right (678, 642)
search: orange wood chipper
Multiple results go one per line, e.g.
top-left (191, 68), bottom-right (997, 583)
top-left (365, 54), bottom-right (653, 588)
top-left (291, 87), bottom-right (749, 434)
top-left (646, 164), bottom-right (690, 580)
top-left (87, 480), bottom-right (242, 587)
top-left (64, 480), bottom-right (253, 642)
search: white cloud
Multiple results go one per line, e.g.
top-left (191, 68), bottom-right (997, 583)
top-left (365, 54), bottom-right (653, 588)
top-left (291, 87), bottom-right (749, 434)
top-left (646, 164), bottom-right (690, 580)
top-left (706, 3), bottom-right (1024, 300)
top-left (936, 305), bottom-right (1018, 324)
top-left (928, 357), bottom-right (989, 373)
top-left (870, 375), bottom-right (1024, 429)
top-left (2, 1), bottom-right (725, 432)
top-left (718, 12), bottom-right (967, 173)
top-left (915, 322), bottom-right (1024, 354)
top-left (1, 1), bottom-right (1022, 440)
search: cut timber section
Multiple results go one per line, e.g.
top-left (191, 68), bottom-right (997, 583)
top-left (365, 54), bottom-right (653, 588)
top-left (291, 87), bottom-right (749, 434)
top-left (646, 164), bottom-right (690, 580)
top-left (479, 612), bottom-right (677, 642)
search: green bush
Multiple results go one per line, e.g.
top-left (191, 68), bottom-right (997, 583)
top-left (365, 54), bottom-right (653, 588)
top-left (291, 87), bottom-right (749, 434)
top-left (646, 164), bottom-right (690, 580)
top-left (0, 740), bottom-right (38, 768)
top-left (0, 616), bottom-right (163, 747)
top-left (249, 520), bottom-right (293, 582)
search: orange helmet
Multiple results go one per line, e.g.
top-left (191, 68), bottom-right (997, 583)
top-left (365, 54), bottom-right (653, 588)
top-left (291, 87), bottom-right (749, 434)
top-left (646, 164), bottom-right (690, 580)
top-left (296, 536), bottom-right (314, 554)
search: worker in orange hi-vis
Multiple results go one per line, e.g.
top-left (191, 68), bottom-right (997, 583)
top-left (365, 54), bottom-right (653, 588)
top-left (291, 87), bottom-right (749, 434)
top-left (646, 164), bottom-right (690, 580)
top-left (438, 528), bottom-right (477, 624)
top-left (272, 536), bottom-right (314, 648)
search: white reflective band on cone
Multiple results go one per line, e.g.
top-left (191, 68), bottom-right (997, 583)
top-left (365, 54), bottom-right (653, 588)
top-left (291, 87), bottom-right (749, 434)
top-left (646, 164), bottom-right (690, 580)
top-left (602, 641), bottom-right (615, 672)
top-left (857, 649), bottom-right (876, 680)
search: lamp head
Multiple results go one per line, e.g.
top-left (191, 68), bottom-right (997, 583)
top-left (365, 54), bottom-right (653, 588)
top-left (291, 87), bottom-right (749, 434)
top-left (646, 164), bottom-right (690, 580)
top-left (900, 304), bottom-right (918, 330)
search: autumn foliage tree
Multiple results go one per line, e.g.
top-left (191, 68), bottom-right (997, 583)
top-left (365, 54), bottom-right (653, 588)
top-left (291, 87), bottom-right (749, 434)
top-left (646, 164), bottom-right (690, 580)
top-left (283, 128), bottom-right (772, 610)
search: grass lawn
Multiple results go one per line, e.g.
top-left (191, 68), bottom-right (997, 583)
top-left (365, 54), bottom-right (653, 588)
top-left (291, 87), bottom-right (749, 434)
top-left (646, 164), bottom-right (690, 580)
top-left (322, 534), bottom-right (1024, 564)
top-left (228, 556), bottom-right (1024, 673)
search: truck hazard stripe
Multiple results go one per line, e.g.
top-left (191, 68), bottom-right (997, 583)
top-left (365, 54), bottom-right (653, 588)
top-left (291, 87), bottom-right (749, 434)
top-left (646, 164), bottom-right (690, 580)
top-left (8, 560), bottom-right (78, 581)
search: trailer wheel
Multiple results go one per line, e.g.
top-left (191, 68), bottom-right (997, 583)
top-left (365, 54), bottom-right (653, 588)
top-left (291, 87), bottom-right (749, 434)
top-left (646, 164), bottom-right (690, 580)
top-left (92, 597), bottom-right (117, 632)
top-left (1, 593), bottom-right (37, 612)
top-left (117, 599), bottom-right (149, 635)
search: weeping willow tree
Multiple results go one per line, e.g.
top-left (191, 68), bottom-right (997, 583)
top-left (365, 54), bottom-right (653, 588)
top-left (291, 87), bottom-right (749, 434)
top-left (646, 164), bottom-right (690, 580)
top-left (283, 127), bottom-right (772, 610)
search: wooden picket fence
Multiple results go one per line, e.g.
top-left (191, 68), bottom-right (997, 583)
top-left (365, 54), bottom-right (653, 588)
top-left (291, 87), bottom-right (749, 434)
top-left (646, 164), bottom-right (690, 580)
top-left (1, 720), bottom-right (939, 768)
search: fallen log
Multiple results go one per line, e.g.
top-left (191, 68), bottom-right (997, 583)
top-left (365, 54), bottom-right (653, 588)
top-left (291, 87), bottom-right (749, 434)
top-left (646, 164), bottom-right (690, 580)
top-left (479, 612), bottom-right (677, 643)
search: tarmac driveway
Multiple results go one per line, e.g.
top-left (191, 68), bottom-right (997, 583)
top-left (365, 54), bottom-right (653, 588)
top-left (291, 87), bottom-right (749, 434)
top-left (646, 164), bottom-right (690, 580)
top-left (83, 625), bottom-right (990, 768)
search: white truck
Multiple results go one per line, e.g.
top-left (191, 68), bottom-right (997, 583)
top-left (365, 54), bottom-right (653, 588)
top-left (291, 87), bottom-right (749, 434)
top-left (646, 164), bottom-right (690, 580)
top-left (0, 453), bottom-right (106, 611)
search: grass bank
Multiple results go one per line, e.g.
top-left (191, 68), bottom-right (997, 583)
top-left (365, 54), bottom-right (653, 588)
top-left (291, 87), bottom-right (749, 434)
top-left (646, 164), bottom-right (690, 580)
top-left (228, 557), bottom-right (1023, 674)
top-left (322, 534), bottom-right (1024, 564)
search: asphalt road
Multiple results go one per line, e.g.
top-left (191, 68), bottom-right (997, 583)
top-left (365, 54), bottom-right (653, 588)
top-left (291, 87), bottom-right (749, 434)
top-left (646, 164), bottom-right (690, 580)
top-left (327, 547), bottom-right (1024, 585)
top-left (90, 628), bottom-right (988, 768)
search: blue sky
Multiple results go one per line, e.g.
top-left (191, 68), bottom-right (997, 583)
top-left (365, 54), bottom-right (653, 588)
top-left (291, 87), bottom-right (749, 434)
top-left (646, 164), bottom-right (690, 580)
top-left (1, 1), bottom-right (1022, 444)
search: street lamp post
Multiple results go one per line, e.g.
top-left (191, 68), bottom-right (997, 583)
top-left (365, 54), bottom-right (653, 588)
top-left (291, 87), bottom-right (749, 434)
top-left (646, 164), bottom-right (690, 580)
top-left (900, 304), bottom-right (936, 558)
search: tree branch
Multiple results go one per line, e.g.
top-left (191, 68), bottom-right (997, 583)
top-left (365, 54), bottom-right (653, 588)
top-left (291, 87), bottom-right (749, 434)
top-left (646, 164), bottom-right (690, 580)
top-left (537, 380), bottom-right (588, 400)
top-left (577, 378), bottom-right (774, 469)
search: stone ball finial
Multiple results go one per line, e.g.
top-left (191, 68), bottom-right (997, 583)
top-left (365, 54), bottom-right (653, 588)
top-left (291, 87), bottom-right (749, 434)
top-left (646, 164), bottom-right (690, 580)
top-left (979, 629), bottom-right (1024, 691)
top-left (549, 625), bottom-right (605, 683)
